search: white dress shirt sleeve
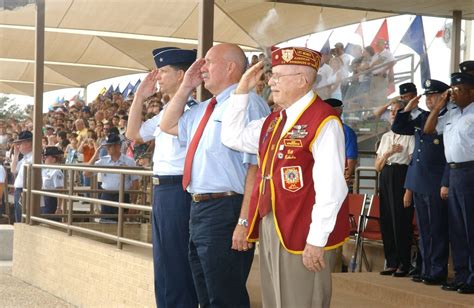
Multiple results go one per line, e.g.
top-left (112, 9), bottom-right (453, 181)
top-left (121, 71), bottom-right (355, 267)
top-left (221, 93), bottom-right (265, 154)
top-left (307, 119), bottom-right (348, 247)
top-left (139, 114), bottom-right (161, 142)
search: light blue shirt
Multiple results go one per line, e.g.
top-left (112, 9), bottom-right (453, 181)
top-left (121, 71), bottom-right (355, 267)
top-left (95, 154), bottom-right (140, 190)
top-left (178, 84), bottom-right (270, 194)
top-left (436, 102), bottom-right (474, 163)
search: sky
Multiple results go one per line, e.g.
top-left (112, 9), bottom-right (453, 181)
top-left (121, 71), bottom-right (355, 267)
top-left (3, 14), bottom-right (473, 113)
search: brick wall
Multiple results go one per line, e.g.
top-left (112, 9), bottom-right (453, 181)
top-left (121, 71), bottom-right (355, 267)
top-left (12, 224), bottom-right (155, 307)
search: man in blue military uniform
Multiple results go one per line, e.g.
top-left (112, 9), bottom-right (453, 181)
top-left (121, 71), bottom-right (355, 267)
top-left (392, 79), bottom-right (450, 285)
top-left (86, 133), bottom-right (140, 221)
top-left (424, 71), bottom-right (474, 294)
top-left (325, 98), bottom-right (358, 186)
top-left (160, 43), bottom-right (270, 307)
top-left (126, 47), bottom-right (198, 307)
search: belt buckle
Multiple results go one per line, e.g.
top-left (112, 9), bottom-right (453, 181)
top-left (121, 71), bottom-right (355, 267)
top-left (152, 177), bottom-right (160, 185)
top-left (191, 194), bottom-right (200, 203)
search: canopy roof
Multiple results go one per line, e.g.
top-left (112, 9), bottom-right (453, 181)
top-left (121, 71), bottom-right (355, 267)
top-left (1, 0), bottom-right (472, 96)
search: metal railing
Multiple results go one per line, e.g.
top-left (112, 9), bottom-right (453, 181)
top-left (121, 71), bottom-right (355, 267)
top-left (16, 163), bottom-right (154, 250)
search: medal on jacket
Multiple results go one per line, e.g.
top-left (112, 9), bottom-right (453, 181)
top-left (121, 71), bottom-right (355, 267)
top-left (287, 124), bottom-right (308, 139)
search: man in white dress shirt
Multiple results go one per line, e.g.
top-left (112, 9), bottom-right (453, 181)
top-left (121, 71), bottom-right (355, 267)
top-left (221, 47), bottom-right (349, 308)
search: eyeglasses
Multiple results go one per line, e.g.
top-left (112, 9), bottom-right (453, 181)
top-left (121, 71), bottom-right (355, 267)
top-left (269, 72), bottom-right (302, 84)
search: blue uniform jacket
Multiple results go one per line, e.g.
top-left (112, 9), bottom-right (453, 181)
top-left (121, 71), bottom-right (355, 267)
top-left (391, 109), bottom-right (449, 195)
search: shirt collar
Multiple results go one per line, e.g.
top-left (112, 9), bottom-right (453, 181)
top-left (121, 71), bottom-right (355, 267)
top-left (214, 84), bottom-right (238, 105)
top-left (284, 90), bottom-right (315, 120)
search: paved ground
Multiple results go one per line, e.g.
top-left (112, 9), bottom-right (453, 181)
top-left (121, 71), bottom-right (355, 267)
top-left (0, 261), bottom-right (74, 308)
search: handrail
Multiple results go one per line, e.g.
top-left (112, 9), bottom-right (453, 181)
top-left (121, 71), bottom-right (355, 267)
top-left (17, 162), bottom-right (154, 251)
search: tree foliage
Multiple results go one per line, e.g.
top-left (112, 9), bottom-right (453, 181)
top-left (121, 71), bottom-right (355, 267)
top-left (0, 96), bottom-right (29, 121)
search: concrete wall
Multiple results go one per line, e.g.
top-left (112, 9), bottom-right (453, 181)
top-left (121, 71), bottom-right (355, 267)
top-left (12, 224), bottom-right (154, 307)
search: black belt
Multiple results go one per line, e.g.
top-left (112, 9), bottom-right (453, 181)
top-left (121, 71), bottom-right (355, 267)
top-left (153, 175), bottom-right (183, 186)
top-left (448, 161), bottom-right (474, 169)
top-left (191, 191), bottom-right (238, 203)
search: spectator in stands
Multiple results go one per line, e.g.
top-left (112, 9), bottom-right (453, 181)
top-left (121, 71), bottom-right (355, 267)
top-left (85, 133), bottom-right (139, 222)
top-left (326, 57), bottom-right (344, 100)
top-left (314, 51), bottom-right (333, 100)
top-left (41, 146), bottom-right (64, 216)
top-left (375, 99), bottom-right (415, 277)
top-left (369, 39), bottom-right (395, 107)
top-left (11, 131), bottom-right (33, 222)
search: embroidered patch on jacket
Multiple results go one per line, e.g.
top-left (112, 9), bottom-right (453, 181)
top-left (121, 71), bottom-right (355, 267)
top-left (281, 166), bottom-right (303, 192)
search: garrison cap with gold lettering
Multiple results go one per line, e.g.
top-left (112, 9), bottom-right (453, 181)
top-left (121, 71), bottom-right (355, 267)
top-left (399, 82), bottom-right (417, 95)
top-left (422, 79), bottom-right (450, 95)
top-left (451, 72), bottom-right (474, 86)
top-left (152, 47), bottom-right (197, 68)
top-left (272, 47), bottom-right (321, 71)
top-left (459, 60), bottom-right (474, 75)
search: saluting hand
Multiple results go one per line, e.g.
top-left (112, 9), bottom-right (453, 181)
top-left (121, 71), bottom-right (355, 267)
top-left (302, 243), bottom-right (326, 272)
top-left (403, 95), bottom-right (422, 113)
top-left (182, 58), bottom-right (206, 90)
top-left (136, 70), bottom-right (159, 100)
top-left (391, 143), bottom-right (403, 154)
top-left (236, 61), bottom-right (265, 95)
top-left (432, 90), bottom-right (450, 112)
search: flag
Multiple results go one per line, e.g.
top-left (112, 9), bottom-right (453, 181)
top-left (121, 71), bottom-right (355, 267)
top-left (400, 16), bottom-right (431, 83)
top-left (320, 32), bottom-right (332, 55)
top-left (105, 85), bottom-right (114, 98)
top-left (370, 19), bottom-right (389, 50)
top-left (344, 43), bottom-right (361, 58)
top-left (131, 79), bottom-right (141, 94)
top-left (121, 82), bottom-right (134, 98)
top-left (355, 23), bottom-right (365, 47)
top-left (435, 29), bottom-right (444, 38)
top-left (114, 84), bottom-right (120, 93)
top-left (98, 87), bottom-right (107, 96)
top-left (370, 19), bottom-right (395, 95)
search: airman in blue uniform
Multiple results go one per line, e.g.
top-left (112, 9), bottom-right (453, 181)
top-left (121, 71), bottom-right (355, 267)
top-left (424, 69), bottom-right (474, 294)
top-left (391, 79), bottom-right (450, 285)
top-left (125, 47), bottom-right (199, 308)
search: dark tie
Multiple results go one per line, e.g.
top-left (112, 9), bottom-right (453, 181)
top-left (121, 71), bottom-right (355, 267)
top-left (259, 110), bottom-right (287, 217)
top-left (182, 97), bottom-right (218, 190)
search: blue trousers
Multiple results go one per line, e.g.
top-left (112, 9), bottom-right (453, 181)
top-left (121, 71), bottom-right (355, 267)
top-left (189, 194), bottom-right (254, 308)
top-left (99, 192), bottom-right (129, 221)
top-left (14, 188), bottom-right (22, 223)
top-left (448, 166), bottom-right (474, 286)
top-left (41, 196), bottom-right (58, 214)
top-left (152, 177), bottom-right (197, 308)
top-left (413, 192), bottom-right (449, 280)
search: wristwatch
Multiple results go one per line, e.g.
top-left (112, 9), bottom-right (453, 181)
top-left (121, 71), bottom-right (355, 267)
top-left (238, 218), bottom-right (248, 228)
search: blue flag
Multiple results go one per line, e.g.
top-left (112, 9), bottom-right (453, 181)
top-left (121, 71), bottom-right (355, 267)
top-left (121, 82), bottom-right (133, 98)
top-left (114, 84), bottom-right (120, 93)
top-left (344, 43), bottom-right (361, 58)
top-left (105, 85), bottom-right (114, 98)
top-left (400, 16), bottom-right (431, 83)
top-left (320, 35), bottom-right (331, 55)
top-left (131, 79), bottom-right (141, 94)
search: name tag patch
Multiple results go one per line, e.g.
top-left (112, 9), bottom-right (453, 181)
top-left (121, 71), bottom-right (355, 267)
top-left (283, 139), bottom-right (303, 147)
top-left (281, 166), bottom-right (303, 192)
